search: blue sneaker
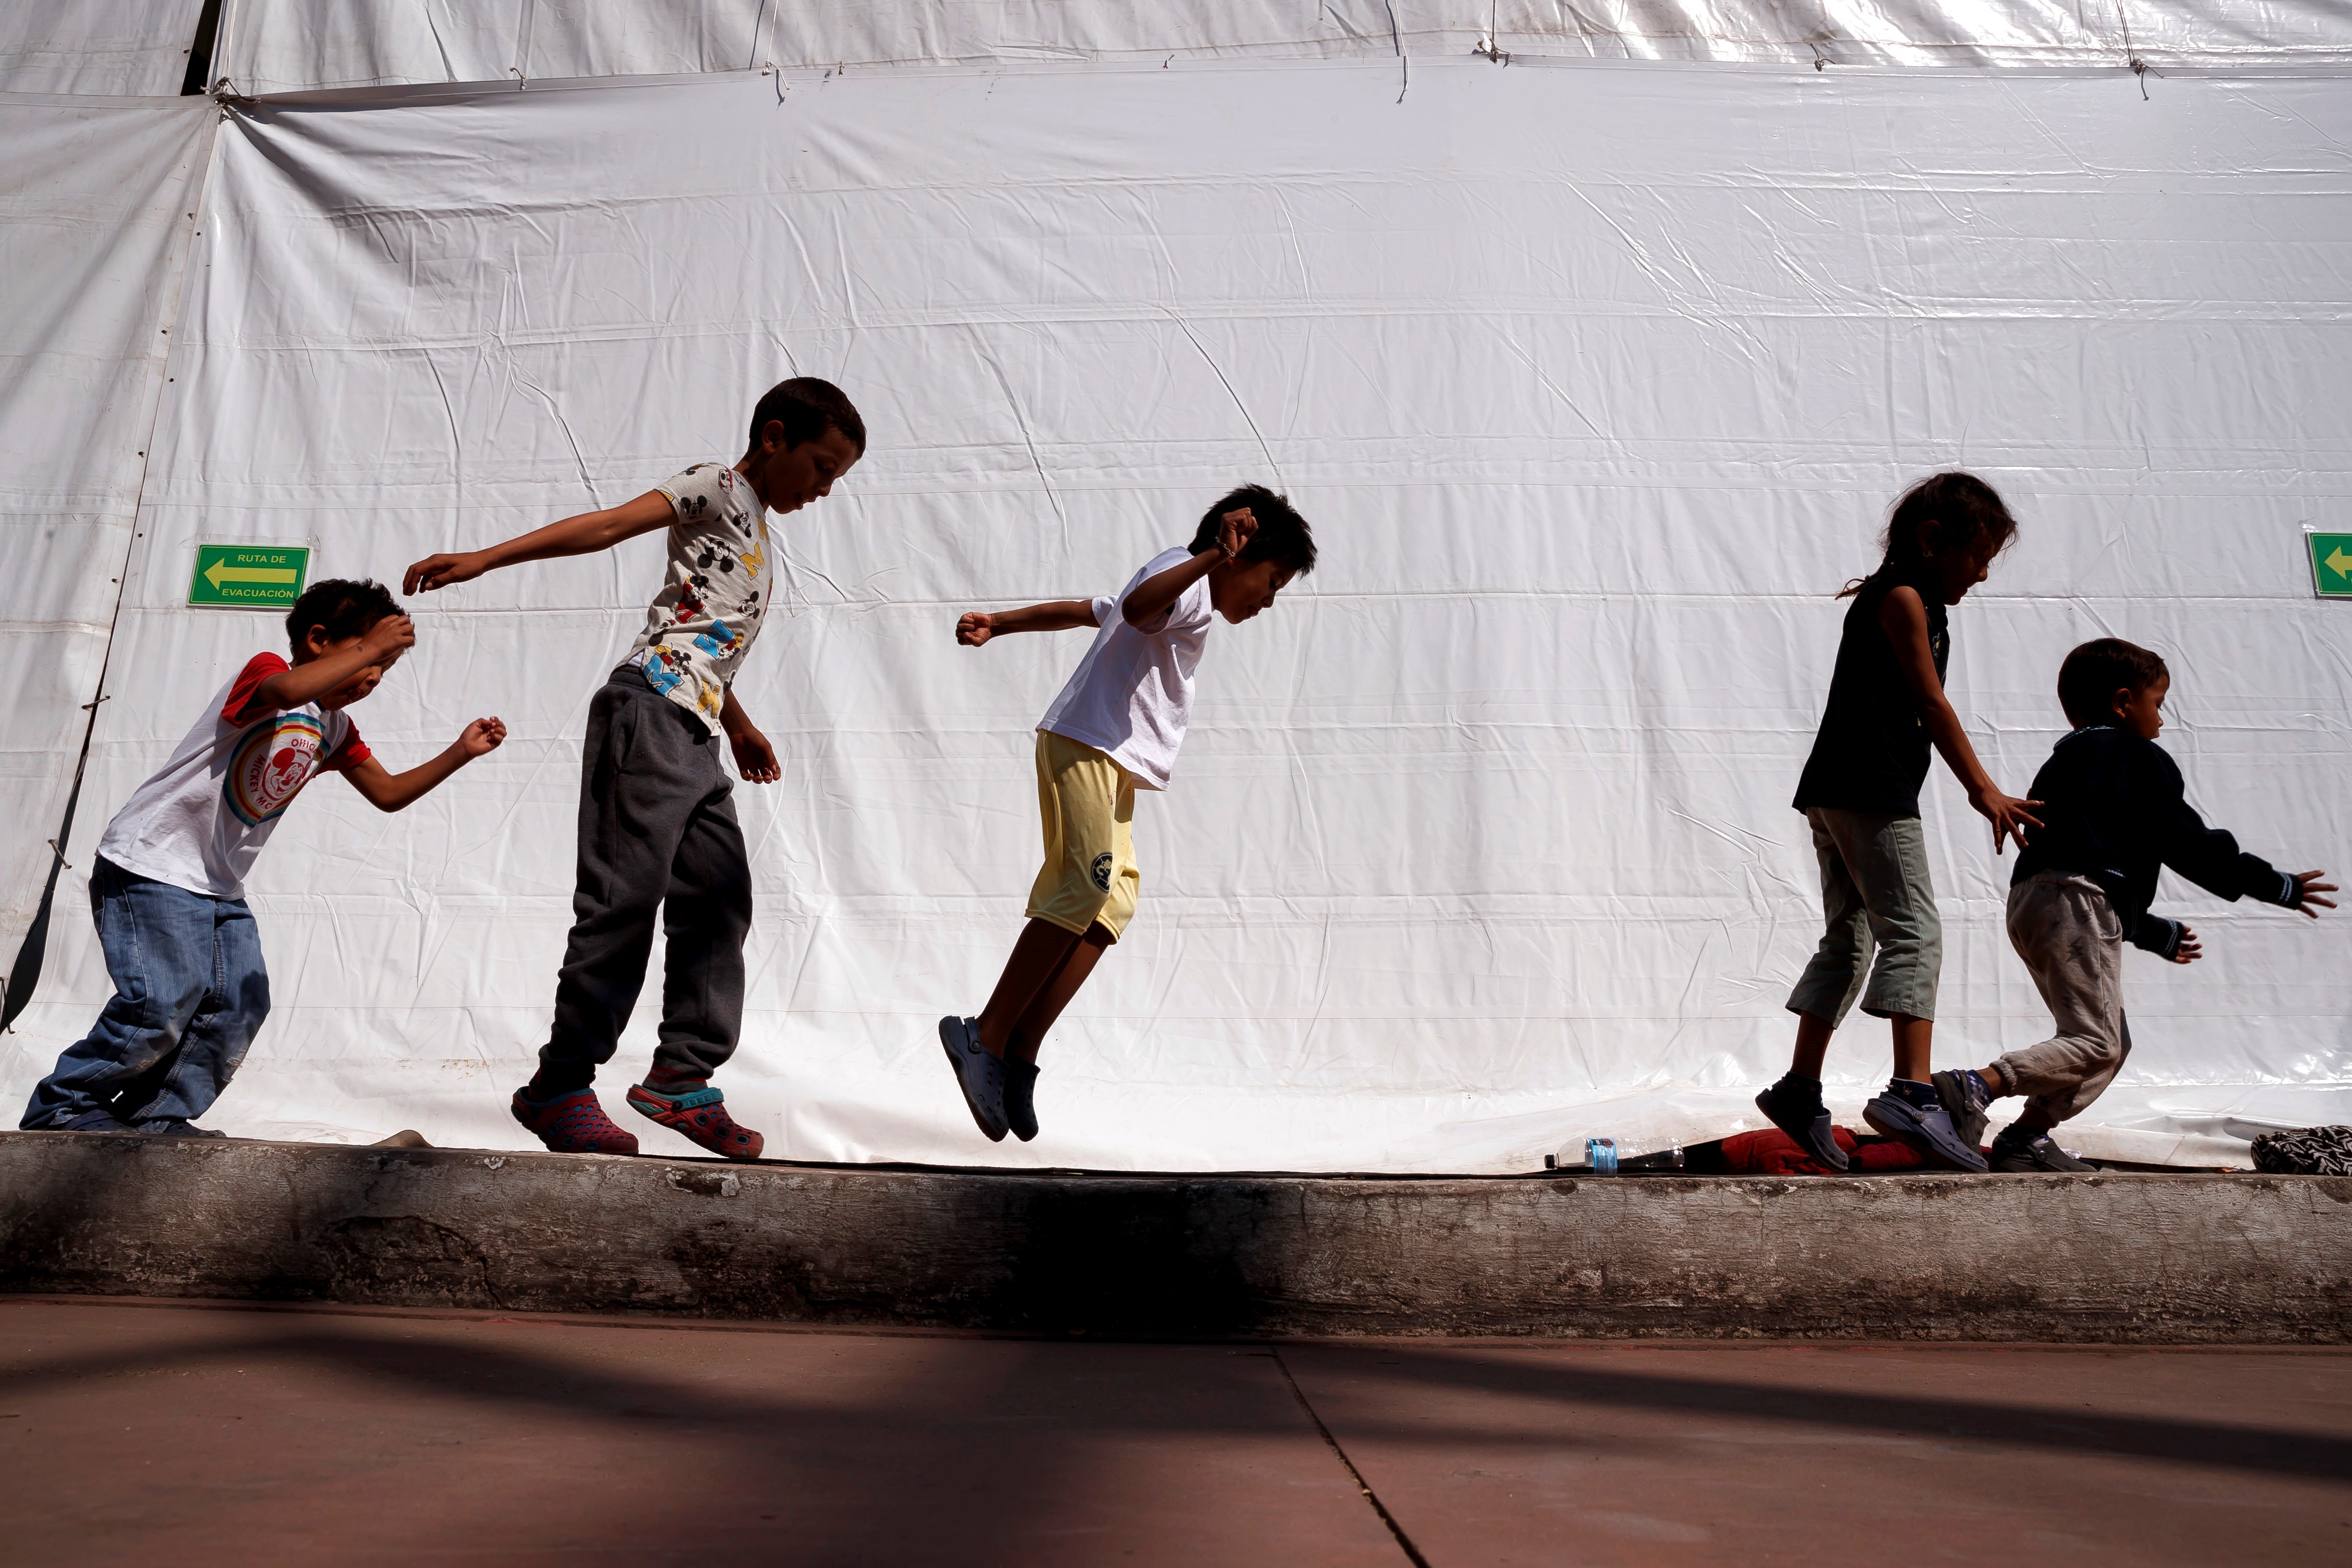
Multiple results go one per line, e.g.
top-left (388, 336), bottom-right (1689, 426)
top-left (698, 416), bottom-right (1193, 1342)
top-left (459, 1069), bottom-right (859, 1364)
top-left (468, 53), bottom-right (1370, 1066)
top-left (132, 1119), bottom-right (227, 1138)
top-left (47, 1109), bottom-right (135, 1134)
top-left (1754, 1075), bottom-right (1847, 1171)
top-left (1932, 1068), bottom-right (1993, 1151)
top-left (1864, 1084), bottom-right (1988, 1172)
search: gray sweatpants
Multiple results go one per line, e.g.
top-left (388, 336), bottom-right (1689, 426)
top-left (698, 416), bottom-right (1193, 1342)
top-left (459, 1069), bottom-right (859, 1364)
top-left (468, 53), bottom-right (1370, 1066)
top-left (1994, 872), bottom-right (2131, 1126)
top-left (537, 666), bottom-right (754, 1093)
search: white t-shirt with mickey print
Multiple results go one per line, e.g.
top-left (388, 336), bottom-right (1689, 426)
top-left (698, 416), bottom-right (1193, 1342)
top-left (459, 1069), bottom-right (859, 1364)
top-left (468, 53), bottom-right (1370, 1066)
top-left (627, 462), bottom-right (772, 733)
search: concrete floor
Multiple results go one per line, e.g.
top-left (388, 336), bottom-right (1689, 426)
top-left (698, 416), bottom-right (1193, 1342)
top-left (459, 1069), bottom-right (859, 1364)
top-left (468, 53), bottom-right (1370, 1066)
top-left (2, 1300), bottom-right (2348, 1566)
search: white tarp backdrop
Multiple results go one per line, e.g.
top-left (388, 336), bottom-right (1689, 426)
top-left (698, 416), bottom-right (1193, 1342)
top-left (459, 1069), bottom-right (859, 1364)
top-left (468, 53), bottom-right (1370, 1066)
top-left (215, 0), bottom-right (2352, 92)
top-left (0, 2), bottom-right (207, 96)
top-left (2, 6), bottom-right (2348, 1170)
top-left (0, 94), bottom-right (213, 976)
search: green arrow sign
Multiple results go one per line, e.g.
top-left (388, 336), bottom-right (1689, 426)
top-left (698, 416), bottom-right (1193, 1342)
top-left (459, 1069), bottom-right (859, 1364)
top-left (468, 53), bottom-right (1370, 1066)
top-left (2310, 532), bottom-right (2352, 599)
top-left (189, 544), bottom-right (310, 609)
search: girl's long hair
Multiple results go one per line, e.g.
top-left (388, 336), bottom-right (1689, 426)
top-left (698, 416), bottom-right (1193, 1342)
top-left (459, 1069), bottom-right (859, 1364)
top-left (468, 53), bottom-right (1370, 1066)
top-left (1839, 472), bottom-right (2019, 598)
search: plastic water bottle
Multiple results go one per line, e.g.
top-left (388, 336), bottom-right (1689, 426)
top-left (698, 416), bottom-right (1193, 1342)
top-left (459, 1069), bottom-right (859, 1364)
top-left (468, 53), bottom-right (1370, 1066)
top-left (1545, 1138), bottom-right (1687, 1174)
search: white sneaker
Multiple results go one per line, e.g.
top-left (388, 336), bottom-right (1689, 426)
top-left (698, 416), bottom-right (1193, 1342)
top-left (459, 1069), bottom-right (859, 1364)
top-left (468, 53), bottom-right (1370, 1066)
top-left (938, 1016), bottom-right (1008, 1142)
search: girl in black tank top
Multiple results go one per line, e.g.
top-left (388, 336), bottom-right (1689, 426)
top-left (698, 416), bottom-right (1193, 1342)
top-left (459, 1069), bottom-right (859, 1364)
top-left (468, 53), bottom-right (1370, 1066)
top-left (1753, 474), bottom-right (2044, 1174)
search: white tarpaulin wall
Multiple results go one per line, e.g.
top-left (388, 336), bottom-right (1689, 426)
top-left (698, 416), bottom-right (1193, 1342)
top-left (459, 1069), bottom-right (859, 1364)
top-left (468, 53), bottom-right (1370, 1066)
top-left (0, 95), bottom-right (212, 974)
top-left (3, 43), bottom-right (2348, 1170)
top-left (0, 3), bottom-right (206, 96)
top-left (213, 0), bottom-right (2352, 91)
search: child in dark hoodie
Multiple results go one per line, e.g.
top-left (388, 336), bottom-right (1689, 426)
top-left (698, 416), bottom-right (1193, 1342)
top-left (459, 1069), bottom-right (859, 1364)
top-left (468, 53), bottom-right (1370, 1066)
top-left (1933, 638), bottom-right (2335, 1171)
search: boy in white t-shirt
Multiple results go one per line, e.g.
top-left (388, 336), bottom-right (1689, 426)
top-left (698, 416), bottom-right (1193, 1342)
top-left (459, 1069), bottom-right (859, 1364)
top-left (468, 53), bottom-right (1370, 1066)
top-left (403, 378), bottom-right (864, 1160)
top-left (21, 580), bottom-right (507, 1136)
top-left (941, 484), bottom-right (1319, 1142)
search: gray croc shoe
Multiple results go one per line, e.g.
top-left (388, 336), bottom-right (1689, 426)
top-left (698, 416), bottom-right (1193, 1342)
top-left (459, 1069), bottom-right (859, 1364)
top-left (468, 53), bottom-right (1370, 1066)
top-left (939, 1016), bottom-right (1009, 1142)
top-left (1003, 1058), bottom-right (1041, 1143)
top-left (1863, 1088), bottom-right (1988, 1173)
top-left (1989, 1127), bottom-right (2095, 1173)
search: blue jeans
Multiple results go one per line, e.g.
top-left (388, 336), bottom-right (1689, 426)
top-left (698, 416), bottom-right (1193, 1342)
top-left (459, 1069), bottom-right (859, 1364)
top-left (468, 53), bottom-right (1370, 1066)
top-left (19, 857), bottom-right (271, 1129)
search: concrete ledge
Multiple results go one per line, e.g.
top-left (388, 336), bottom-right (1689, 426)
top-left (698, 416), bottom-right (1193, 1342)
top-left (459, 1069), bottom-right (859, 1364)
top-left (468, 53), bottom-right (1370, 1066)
top-left (3, 1132), bottom-right (2348, 1340)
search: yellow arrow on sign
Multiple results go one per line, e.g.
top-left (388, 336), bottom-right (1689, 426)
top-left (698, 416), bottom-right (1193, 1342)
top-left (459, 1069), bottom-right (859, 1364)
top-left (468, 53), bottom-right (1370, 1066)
top-left (2328, 546), bottom-right (2352, 580)
top-left (205, 559), bottom-right (298, 589)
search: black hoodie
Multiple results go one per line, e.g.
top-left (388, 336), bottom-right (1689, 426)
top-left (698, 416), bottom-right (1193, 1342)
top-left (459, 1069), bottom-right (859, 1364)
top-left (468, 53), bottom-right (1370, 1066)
top-left (2010, 725), bottom-right (2300, 958)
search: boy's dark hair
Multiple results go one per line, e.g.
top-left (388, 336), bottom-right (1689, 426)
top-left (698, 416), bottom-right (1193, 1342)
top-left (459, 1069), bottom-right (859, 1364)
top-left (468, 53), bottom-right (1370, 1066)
top-left (1840, 471), bottom-right (2018, 598)
top-left (286, 578), bottom-right (402, 646)
top-left (2057, 637), bottom-right (2170, 728)
top-left (747, 376), bottom-right (865, 455)
top-left (1185, 484), bottom-right (1317, 576)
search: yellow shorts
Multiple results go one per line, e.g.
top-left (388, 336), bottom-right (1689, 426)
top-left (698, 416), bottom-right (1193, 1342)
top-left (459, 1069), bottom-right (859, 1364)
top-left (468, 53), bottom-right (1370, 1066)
top-left (1025, 730), bottom-right (1140, 941)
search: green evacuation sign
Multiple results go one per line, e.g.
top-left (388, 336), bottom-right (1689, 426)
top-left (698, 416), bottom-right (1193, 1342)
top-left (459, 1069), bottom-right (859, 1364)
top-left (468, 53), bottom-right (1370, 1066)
top-left (189, 544), bottom-right (309, 609)
top-left (2311, 533), bottom-right (2352, 599)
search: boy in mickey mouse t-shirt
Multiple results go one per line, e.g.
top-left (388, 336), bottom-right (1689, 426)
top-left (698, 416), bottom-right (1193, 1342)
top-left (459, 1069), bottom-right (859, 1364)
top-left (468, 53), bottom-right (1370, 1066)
top-left (21, 579), bottom-right (505, 1136)
top-left (403, 377), bottom-right (865, 1161)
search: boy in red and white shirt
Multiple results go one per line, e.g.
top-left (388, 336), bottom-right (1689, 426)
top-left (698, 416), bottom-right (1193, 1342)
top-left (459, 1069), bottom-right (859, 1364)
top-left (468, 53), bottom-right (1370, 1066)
top-left (20, 579), bottom-right (505, 1136)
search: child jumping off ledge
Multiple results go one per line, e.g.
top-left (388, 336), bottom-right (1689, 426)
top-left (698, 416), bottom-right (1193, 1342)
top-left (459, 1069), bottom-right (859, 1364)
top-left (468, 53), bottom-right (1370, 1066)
top-left (404, 377), bottom-right (865, 1161)
top-left (1931, 637), bottom-right (2335, 1171)
top-left (941, 485), bottom-right (1318, 1143)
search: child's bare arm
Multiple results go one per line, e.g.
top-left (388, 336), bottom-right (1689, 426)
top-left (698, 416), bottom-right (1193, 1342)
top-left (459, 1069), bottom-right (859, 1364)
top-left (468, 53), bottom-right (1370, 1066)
top-left (956, 600), bottom-right (1099, 647)
top-left (1122, 507), bottom-right (1256, 626)
top-left (1878, 585), bottom-right (2043, 851)
top-left (402, 491), bottom-right (675, 594)
top-left (247, 615), bottom-right (415, 715)
top-left (342, 718), bottom-right (507, 812)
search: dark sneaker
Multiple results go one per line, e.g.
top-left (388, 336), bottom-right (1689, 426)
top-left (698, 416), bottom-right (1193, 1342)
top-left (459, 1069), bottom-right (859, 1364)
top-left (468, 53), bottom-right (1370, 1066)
top-left (1754, 1076), bottom-right (1847, 1171)
top-left (1990, 1128), bottom-right (2096, 1173)
top-left (132, 1119), bottom-right (226, 1138)
top-left (1933, 1068), bottom-right (1993, 1151)
top-left (50, 1110), bottom-right (135, 1134)
top-left (938, 1016), bottom-right (1008, 1142)
top-left (510, 1087), bottom-right (640, 1155)
top-left (1863, 1088), bottom-right (1989, 1173)
top-left (1004, 1059), bottom-right (1041, 1143)
top-left (626, 1082), bottom-right (764, 1162)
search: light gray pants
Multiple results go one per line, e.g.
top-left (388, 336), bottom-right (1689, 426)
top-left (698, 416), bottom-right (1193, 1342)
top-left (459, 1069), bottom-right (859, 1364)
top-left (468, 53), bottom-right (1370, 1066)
top-left (1786, 807), bottom-right (1942, 1026)
top-left (1994, 872), bottom-right (2131, 1126)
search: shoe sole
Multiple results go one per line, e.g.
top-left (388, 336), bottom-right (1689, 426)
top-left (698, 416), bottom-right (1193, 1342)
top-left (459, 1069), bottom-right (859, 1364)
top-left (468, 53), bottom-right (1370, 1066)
top-left (938, 1017), bottom-right (1009, 1142)
top-left (1863, 1099), bottom-right (1988, 1173)
top-left (1753, 1088), bottom-right (1848, 1172)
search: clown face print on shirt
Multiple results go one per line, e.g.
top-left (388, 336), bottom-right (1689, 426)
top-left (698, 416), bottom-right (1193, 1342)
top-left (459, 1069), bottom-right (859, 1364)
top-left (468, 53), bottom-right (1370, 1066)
top-left (627, 462), bottom-right (772, 734)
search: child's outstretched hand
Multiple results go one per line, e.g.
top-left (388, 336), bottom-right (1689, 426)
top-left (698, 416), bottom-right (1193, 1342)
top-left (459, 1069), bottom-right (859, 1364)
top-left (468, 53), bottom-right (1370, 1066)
top-left (956, 611), bottom-right (994, 647)
top-left (2291, 870), bottom-right (2338, 918)
top-left (1217, 507), bottom-right (1257, 562)
top-left (1968, 786), bottom-right (2044, 853)
top-left (404, 552), bottom-right (490, 594)
top-left (457, 717), bottom-right (506, 758)
top-left (2168, 924), bottom-right (2203, 965)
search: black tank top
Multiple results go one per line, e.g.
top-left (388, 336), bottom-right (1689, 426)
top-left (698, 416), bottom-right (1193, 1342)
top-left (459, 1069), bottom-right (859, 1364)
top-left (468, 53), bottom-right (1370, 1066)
top-left (1792, 565), bottom-right (1950, 817)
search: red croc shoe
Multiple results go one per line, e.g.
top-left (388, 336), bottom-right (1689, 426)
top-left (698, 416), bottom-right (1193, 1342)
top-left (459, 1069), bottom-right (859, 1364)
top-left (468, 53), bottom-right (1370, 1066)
top-left (510, 1087), bottom-right (640, 1155)
top-left (626, 1083), bottom-right (764, 1162)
